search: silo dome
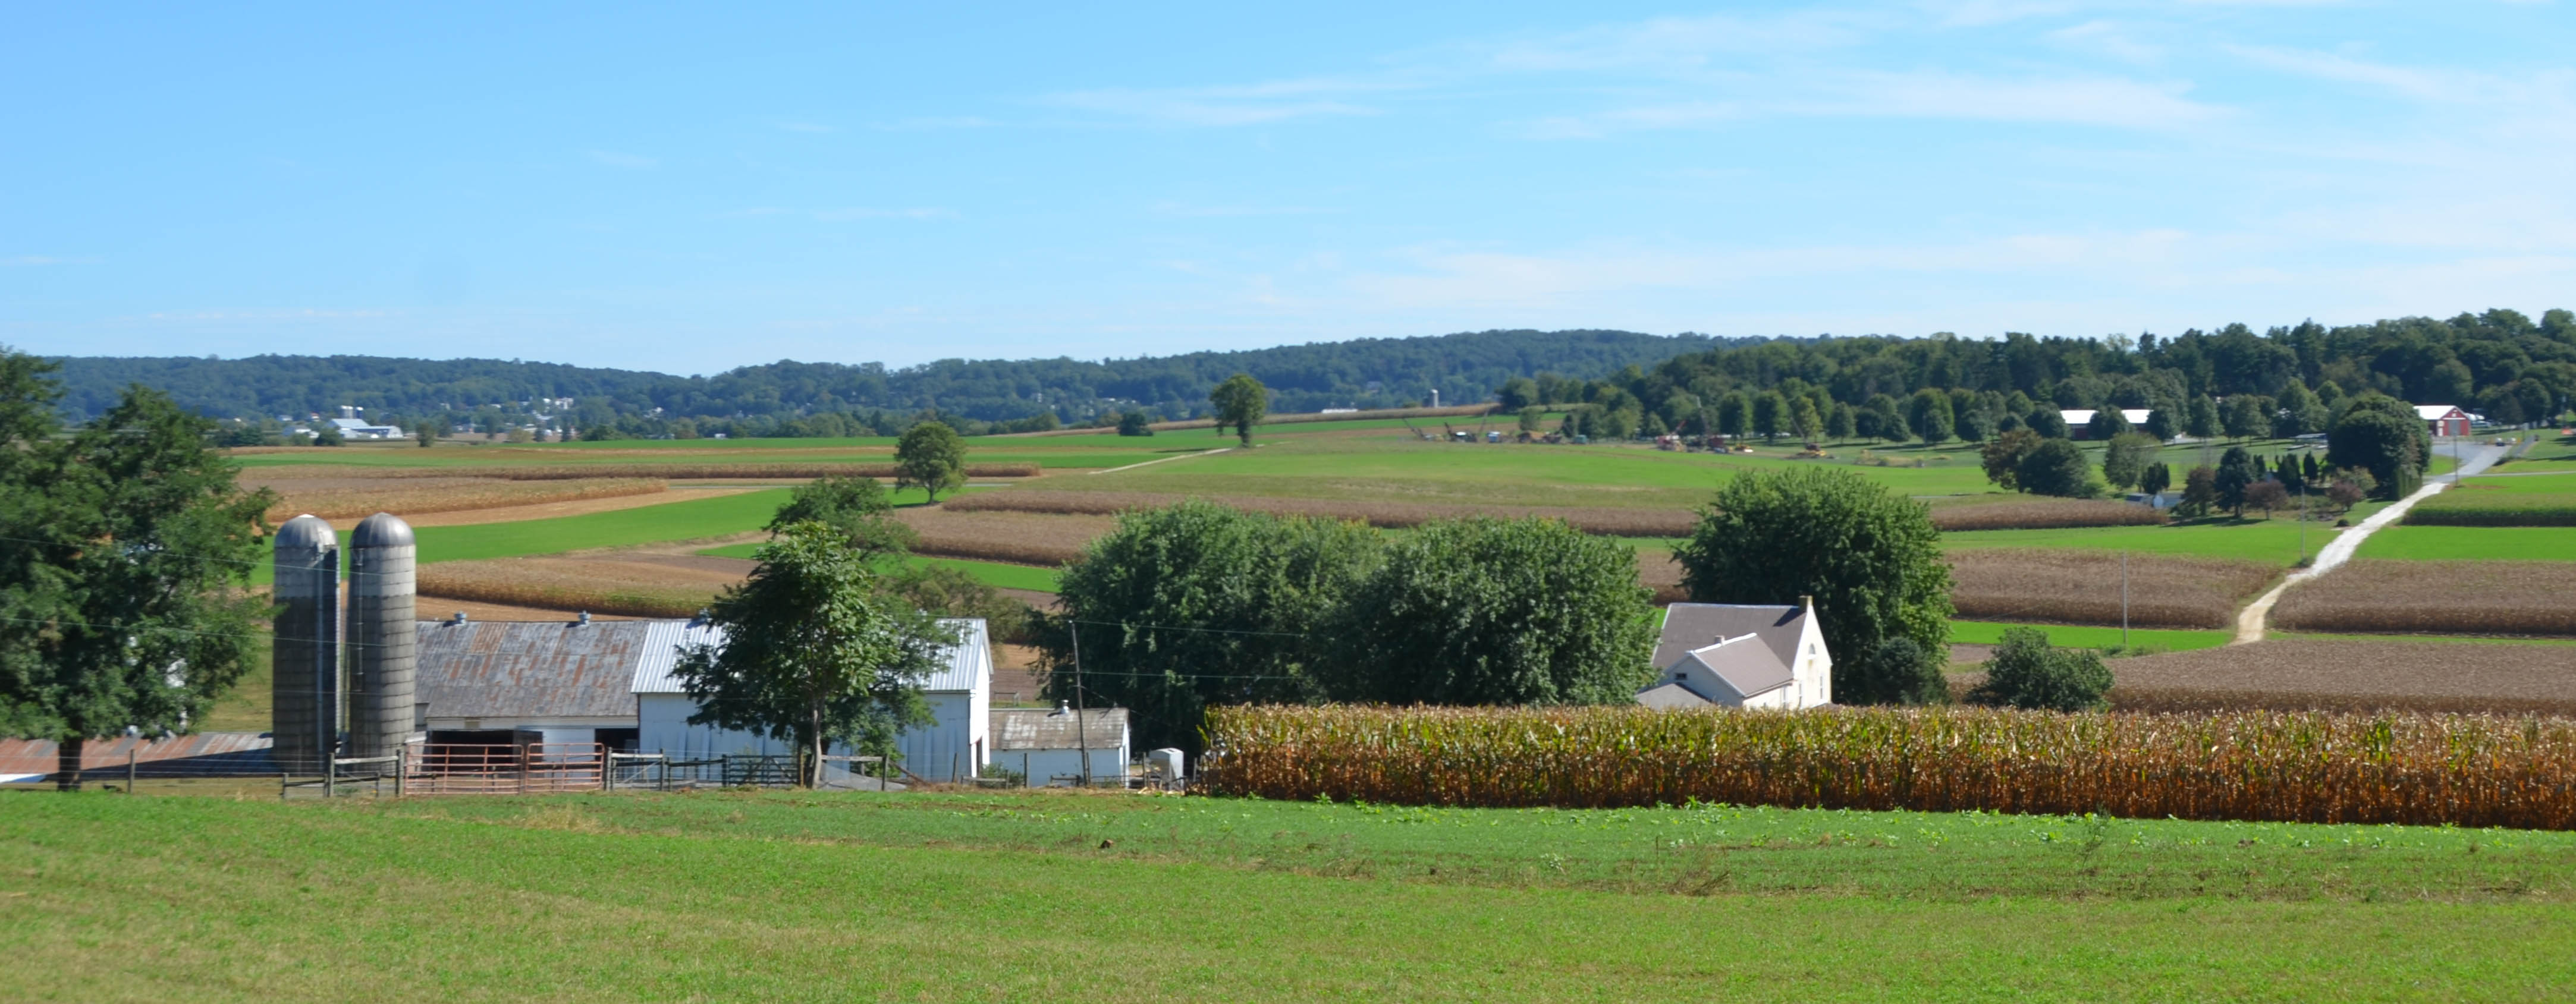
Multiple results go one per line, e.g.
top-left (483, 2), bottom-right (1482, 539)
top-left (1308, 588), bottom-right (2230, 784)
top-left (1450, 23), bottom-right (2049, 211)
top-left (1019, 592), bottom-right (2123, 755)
top-left (274, 514), bottom-right (337, 552)
top-left (351, 512), bottom-right (416, 549)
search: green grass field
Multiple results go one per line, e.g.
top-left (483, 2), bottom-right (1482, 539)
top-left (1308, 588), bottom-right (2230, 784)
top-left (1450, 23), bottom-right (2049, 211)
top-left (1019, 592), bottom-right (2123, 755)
top-left (2357, 525), bottom-right (2576, 561)
top-left (1947, 621), bottom-right (2231, 652)
top-left (7, 791), bottom-right (2572, 1001)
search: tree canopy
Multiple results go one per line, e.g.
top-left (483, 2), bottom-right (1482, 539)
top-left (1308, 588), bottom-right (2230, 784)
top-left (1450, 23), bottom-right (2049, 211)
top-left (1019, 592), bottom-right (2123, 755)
top-left (2327, 393), bottom-right (2430, 501)
top-left (0, 354), bottom-right (274, 789)
top-left (767, 474), bottom-right (916, 561)
top-left (1968, 627), bottom-right (2112, 712)
top-left (1322, 517), bottom-right (1654, 707)
top-left (1208, 373), bottom-right (1268, 446)
top-left (894, 421), bottom-right (967, 502)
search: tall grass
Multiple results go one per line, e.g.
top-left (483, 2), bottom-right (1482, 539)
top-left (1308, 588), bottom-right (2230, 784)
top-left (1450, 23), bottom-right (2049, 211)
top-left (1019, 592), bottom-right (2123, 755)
top-left (1202, 704), bottom-right (2576, 829)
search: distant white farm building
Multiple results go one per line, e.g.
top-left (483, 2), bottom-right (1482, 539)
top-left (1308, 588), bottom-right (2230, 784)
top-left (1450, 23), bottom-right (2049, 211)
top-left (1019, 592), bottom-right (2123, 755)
top-left (327, 405), bottom-right (405, 440)
top-left (2414, 404), bottom-right (2473, 437)
top-left (1635, 600), bottom-right (1833, 710)
top-left (2059, 409), bottom-right (2153, 438)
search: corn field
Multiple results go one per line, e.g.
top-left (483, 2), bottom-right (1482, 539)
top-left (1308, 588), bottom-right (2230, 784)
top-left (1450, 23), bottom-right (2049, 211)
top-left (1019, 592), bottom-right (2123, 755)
top-left (1202, 704), bottom-right (2576, 830)
top-left (370, 462), bottom-right (1041, 481)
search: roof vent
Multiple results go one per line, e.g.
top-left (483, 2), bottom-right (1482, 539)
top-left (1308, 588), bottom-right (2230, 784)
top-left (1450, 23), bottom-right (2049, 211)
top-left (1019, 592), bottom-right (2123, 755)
top-left (1051, 701), bottom-right (1070, 717)
top-left (577, 610), bottom-right (591, 625)
top-left (452, 610), bottom-right (469, 625)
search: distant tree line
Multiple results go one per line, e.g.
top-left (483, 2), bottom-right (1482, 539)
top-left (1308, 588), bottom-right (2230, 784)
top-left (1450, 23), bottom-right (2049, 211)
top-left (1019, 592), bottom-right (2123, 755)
top-left (51, 329), bottom-right (1738, 432)
top-left (1495, 309), bottom-right (2575, 445)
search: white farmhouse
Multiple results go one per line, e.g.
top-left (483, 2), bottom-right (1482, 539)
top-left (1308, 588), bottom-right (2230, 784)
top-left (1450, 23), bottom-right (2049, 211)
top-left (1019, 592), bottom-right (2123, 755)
top-left (1635, 600), bottom-right (1833, 710)
top-left (629, 617), bottom-right (992, 782)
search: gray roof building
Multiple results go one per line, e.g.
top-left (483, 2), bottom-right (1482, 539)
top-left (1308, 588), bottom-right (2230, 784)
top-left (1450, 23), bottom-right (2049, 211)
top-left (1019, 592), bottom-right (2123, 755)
top-left (1637, 600), bottom-right (1834, 710)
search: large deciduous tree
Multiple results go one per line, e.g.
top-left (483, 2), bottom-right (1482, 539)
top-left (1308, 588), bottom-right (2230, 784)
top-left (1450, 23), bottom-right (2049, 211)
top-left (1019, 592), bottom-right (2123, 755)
top-left (894, 421), bottom-right (967, 502)
top-left (2100, 432), bottom-right (2159, 492)
top-left (1673, 468), bottom-right (1953, 705)
top-left (2015, 438), bottom-right (2097, 498)
top-left (1033, 501), bottom-right (1377, 753)
top-left (1208, 373), bottom-right (1268, 446)
top-left (2326, 393), bottom-right (2429, 501)
top-left (769, 474), bottom-right (917, 561)
top-left (1324, 517), bottom-right (1654, 707)
top-left (671, 523), bottom-right (956, 787)
top-left (0, 363), bottom-right (274, 790)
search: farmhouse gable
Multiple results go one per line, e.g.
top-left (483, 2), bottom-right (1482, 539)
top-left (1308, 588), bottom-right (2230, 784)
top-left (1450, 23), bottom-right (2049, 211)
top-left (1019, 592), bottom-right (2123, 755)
top-left (1638, 600), bottom-right (1833, 710)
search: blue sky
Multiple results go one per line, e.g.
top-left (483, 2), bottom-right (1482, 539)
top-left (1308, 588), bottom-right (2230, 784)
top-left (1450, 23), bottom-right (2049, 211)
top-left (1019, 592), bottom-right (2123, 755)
top-left (4, 2), bottom-right (2569, 374)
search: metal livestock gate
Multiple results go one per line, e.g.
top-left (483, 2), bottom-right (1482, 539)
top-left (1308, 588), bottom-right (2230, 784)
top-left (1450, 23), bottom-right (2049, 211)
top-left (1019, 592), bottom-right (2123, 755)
top-left (408, 742), bottom-right (608, 795)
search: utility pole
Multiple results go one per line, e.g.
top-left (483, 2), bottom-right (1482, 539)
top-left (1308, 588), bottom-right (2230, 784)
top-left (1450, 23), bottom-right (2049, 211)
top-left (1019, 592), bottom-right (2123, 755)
top-left (2120, 550), bottom-right (2129, 649)
top-left (1070, 621), bottom-right (1091, 788)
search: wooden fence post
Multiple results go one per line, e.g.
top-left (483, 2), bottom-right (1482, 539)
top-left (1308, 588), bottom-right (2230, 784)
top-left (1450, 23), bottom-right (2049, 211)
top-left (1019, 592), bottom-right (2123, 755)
top-left (126, 748), bottom-right (137, 794)
top-left (394, 747), bottom-right (407, 800)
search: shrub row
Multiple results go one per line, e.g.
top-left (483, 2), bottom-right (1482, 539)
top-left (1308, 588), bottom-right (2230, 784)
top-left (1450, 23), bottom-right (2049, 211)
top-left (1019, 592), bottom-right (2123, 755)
top-left (1202, 703), bottom-right (2576, 830)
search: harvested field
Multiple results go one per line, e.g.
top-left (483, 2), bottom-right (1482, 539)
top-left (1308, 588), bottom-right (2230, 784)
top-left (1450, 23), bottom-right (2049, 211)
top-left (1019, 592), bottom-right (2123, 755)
top-left (1203, 703), bottom-right (2576, 829)
top-left (415, 553), bottom-right (751, 618)
top-left (250, 475), bottom-right (666, 521)
top-left (947, 490), bottom-right (1700, 536)
top-left (2272, 559), bottom-right (2576, 636)
top-left (382, 462), bottom-right (1041, 481)
top-left (1925, 499), bottom-right (2166, 531)
top-left (2092, 638), bottom-right (2576, 715)
top-left (1946, 549), bottom-right (2277, 628)
top-left (893, 507), bottom-right (1115, 566)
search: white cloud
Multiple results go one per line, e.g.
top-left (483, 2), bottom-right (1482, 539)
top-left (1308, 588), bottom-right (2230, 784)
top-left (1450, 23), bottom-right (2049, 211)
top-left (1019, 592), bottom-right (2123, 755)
top-left (1045, 77), bottom-right (1393, 126)
top-left (2046, 20), bottom-right (2163, 63)
top-left (1474, 11), bottom-right (1874, 74)
top-left (586, 150), bottom-right (659, 169)
top-left (812, 207), bottom-right (952, 221)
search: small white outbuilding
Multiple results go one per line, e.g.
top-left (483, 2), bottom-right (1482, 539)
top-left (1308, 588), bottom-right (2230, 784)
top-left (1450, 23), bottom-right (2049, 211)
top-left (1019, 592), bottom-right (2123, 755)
top-left (1635, 600), bottom-right (1833, 710)
top-left (988, 706), bottom-right (1130, 786)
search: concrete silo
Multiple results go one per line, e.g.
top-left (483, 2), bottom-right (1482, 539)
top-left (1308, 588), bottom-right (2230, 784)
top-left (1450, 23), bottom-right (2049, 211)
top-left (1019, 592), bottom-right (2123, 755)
top-left (270, 514), bottom-right (341, 774)
top-left (347, 512), bottom-right (419, 758)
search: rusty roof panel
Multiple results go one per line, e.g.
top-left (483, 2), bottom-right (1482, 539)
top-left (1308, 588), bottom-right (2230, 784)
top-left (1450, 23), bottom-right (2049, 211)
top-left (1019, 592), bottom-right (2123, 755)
top-left (416, 619), bottom-right (646, 720)
top-left (0, 732), bottom-right (275, 778)
top-left (989, 708), bottom-right (1128, 751)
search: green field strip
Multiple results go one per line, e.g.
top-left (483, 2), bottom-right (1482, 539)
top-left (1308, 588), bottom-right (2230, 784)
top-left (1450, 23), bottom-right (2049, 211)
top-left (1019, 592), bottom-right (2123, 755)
top-left (2355, 525), bottom-right (2576, 561)
top-left (693, 544), bottom-right (1063, 593)
top-left (1947, 621), bottom-right (2231, 652)
top-left (8, 794), bottom-right (2574, 1000)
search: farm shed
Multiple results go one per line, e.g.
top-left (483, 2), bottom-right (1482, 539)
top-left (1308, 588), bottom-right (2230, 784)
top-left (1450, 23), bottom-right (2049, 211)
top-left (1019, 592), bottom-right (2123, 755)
top-left (2059, 409), bottom-right (2153, 438)
top-left (1636, 600), bottom-right (1833, 710)
top-left (989, 706), bottom-right (1130, 786)
top-left (416, 616), bottom-right (656, 751)
top-left (2415, 404), bottom-right (2473, 437)
top-left (631, 618), bottom-right (992, 782)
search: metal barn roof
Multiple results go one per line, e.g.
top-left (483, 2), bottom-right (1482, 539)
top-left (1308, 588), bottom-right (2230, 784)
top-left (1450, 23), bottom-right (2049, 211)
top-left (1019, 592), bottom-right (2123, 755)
top-left (989, 707), bottom-right (1129, 751)
top-left (0, 732), bottom-right (276, 780)
top-left (627, 618), bottom-right (989, 695)
top-left (416, 619), bottom-right (651, 719)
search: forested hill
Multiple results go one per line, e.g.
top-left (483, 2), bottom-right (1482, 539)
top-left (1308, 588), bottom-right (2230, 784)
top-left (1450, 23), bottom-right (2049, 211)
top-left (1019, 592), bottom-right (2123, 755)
top-left (50, 329), bottom-right (1735, 426)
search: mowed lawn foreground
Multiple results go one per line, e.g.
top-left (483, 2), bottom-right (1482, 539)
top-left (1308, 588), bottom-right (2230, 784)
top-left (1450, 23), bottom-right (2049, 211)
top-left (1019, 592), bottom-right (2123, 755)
top-left (8, 792), bottom-right (2576, 1002)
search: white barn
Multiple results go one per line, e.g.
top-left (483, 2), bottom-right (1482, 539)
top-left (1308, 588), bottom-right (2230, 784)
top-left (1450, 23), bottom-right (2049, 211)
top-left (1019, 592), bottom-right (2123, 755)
top-left (629, 618), bottom-right (993, 782)
top-left (1635, 600), bottom-right (1833, 710)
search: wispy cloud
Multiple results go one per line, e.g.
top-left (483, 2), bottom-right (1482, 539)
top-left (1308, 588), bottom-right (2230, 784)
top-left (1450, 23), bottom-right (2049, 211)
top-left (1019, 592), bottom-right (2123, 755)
top-left (586, 150), bottom-right (659, 169)
top-left (813, 207), bottom-right (952, 221)
top-left (1045, 77), bottom-right (1400, 126)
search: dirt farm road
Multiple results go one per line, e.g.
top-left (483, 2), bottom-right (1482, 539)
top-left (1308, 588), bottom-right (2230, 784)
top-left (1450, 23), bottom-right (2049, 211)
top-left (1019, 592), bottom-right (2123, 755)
top-left (2232, 442), bottom-right (2506, 644)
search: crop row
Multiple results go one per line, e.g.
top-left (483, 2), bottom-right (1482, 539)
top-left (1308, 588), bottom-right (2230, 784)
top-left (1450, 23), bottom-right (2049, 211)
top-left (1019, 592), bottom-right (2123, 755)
top-left (389, 462), bottom-right (1042, 481)
top-left (259, 477), bottom-right (666, 521)
top-left (1202, 704), bottom-right (2576, 829)
top-left (2271, 559), bottom-right (2576, 635)
top-left (416, 559), bottom-right (724, 618)
top-left (943, 492), bottom-right (2160, 536)
top-left (1946, 548), bottom-right (2276, 629)
top-left (2403, 490), bottom-right (2576, 527)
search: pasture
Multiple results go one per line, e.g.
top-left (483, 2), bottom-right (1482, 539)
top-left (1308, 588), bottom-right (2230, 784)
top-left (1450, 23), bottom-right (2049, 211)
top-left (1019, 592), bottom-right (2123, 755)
top-left (1946, 621), bottom-right (2229, 652)
top-left (8, 792), bottom-right (2575, 1002)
